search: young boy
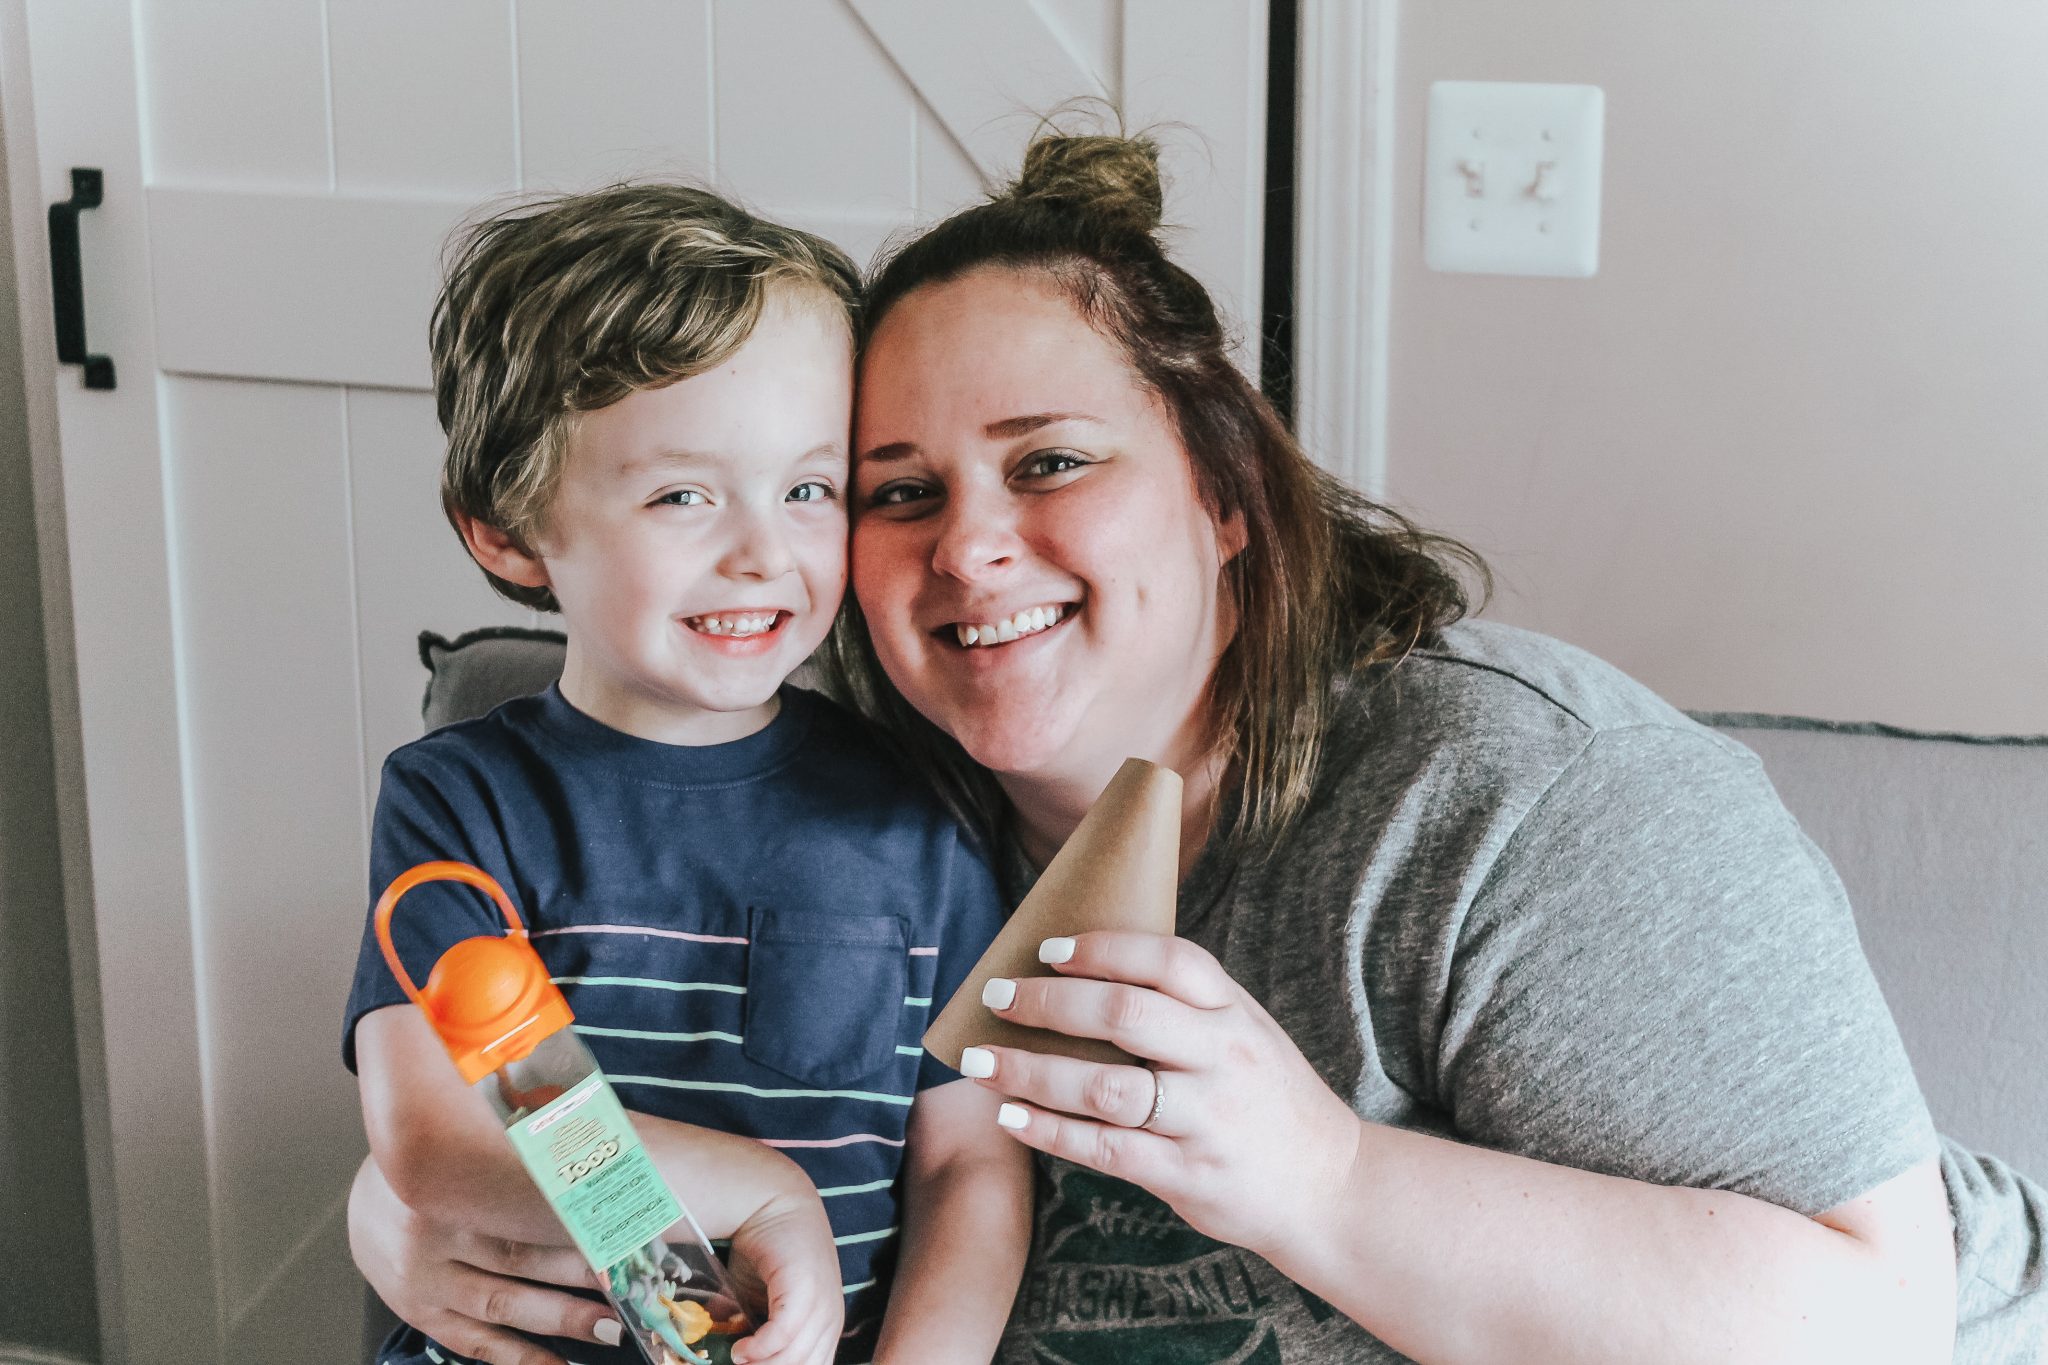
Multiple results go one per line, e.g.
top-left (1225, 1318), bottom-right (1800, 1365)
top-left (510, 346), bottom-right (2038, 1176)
top-left (342, 185), bottom-right (1030, 1365)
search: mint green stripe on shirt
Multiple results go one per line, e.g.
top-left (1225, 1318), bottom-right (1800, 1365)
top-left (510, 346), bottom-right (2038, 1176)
top-left (833, 1225), bottom-right (898, 1247)
top-left (902, 996), bottom-right (931, 1007)
top-left (552, 975), bottom-right (746, 994)
top-left (574, 1024), bottom-right (745, 1046)
top-left (894, 1045), bottom-right (924, 1057)
top-left (610, 1075), bottom-right (914, 1106)
top-left (814, 1177), bottom-right (895, 1198)
top-left (842, 1278), bottom-right (879, 1295)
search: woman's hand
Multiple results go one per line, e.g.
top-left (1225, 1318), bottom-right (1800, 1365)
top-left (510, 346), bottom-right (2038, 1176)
top-left (966, 930), bottom-right (1365, 1258)
top-left (348, 1156), bottom-right (614, 1365)
top-left (350, 1155), bottom-right (844, 1365)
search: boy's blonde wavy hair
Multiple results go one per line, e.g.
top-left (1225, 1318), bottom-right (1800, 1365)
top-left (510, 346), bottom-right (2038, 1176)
top-left (432, 184), bottom-right (861, 611)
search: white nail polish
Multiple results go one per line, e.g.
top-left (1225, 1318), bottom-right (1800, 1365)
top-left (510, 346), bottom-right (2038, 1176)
top-left (998, 1102), bottom-right (1030, 1130)
top-left (960, 1046), bottom-right (996, 1078)
top-left (595, 1319), bottom-right (623, 1346)
top-left (982, 977), bottom-right (1017, 1010)
top-left (1038, 936), bottom-right (1076, 964)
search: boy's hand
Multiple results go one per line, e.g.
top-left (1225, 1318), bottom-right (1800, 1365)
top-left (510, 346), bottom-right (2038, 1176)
top-left (725, 1188), bottom-right (846, 1365)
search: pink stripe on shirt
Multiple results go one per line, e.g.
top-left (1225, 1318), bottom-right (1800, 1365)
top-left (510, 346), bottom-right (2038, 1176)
top-left (531, 924), bottom-right (749, 946)
top-left (532, 925), bottom-right (943, 956)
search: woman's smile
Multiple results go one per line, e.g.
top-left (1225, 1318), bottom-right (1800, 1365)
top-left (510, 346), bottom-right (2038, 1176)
top-left (945, 601), bottom-right (1076, 649)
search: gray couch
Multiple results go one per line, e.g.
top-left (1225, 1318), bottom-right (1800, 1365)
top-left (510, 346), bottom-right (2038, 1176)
top-left (366, 629), bottom-right (2048, 1354)
top-left (1686, 711), bottom-right (2047, 1178)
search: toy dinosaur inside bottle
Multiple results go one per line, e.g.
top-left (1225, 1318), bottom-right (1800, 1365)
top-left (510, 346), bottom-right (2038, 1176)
top-left (376, 861), bottom-right (755, 1365)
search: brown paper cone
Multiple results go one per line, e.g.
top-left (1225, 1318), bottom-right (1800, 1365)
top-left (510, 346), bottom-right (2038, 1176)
top-left (924, 756), bottom-right (1182, 1071)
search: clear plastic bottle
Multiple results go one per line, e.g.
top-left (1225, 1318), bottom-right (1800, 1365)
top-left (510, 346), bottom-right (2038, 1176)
top-left (376, 861), bottom-right (754, 1365)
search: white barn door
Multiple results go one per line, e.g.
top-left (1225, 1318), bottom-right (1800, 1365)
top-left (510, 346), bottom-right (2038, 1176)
top-left (3, 2), bottom-right (1267, 1362)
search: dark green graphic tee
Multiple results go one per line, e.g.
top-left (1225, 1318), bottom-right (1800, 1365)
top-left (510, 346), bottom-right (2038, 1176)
top-left (1006, 1159), bottom-right (1344, 1365)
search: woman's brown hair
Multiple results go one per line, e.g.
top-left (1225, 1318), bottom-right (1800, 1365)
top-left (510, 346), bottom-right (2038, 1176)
top-left (825, 130), bottom-right (1489, 855)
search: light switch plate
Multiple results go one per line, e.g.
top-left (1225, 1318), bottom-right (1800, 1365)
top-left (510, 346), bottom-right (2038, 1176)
top-left (1424, 81), bottom-right (1604, 278)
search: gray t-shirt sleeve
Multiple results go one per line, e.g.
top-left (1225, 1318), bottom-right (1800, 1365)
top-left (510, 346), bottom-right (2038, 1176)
top-left (1434, 723), bottom-right (1939, 1216)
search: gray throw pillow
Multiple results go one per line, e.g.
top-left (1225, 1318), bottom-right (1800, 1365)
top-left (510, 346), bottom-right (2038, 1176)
top-left (419, 627), bottom-right (828, 732)
top-left (418, 627), bottom-right (566, 732)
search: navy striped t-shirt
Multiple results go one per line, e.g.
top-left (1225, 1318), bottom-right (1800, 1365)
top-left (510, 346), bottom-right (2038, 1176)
top-left (343, 684), bottom-right (1007, 1364)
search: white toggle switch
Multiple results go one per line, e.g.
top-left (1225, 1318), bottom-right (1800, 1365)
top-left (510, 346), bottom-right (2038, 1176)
top-left (1424, 81), bottom-right (1604, 278)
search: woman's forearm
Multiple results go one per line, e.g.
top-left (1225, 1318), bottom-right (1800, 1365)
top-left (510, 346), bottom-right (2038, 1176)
top-left (1268, 1122), bottom-right (1954, 1365)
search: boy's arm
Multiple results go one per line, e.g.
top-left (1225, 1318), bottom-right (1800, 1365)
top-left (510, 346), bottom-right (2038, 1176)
top-left (356, 1003), bottom-right (820, 1242)
top-left (872, 1078), bottom-right (1034, 1364)
top-left (359, 1005), bottom-right (846, 1363)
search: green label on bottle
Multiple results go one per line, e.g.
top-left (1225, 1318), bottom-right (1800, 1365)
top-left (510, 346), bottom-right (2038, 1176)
top-left (505, 1073), bottom-right (683, 1270)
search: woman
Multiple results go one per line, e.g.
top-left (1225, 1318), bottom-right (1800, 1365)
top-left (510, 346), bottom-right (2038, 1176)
top-left (352, 132), bottom-right (2046, 1363)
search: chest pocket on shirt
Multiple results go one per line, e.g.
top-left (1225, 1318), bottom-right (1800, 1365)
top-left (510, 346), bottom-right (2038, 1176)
top-left (743, 908), bottom-right (908, 1088)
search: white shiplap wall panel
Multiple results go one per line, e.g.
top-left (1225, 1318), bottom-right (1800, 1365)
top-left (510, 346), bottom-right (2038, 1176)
top-left (27, 6), bottom-right (1267, 1359)
top-left (516, 0), bottom-right (715, 190)
top-left (716, 0), bottom-right (916, 216)
top-left (158, 377), bottom-right (369, 1331)
top-left (915, 106), bottom-right (987, 227)
top-left (1033, 0), bottom-right (1124, 92)
top-left (847, 0), bottom-right (1107, 180)
top-left (138, 1), bottom-right (331, 190)
top-left (1123, 0), bottom-right (1268, 359)
top-left (345, 386), bottom-right (536, 809)
top-left (16, 3), bottom-right (220, 1354)
top-left (329, 0), bottom-right (520, 196)
top-left (149, 188), bottom-right (465, 389)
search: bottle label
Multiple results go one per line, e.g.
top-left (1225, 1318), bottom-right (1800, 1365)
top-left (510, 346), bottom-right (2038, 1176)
top-left (504, 1072), bottom-right (683, 1270)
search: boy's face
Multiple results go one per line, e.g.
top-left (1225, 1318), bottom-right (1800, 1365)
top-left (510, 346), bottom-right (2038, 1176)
top-left (518, 291), bottom-right (852, 744)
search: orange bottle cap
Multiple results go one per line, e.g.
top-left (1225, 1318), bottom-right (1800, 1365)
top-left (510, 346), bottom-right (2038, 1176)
top-left (374, 862), bottom-right (575, 1084)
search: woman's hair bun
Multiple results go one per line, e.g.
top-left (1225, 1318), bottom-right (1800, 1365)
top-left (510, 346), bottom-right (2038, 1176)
top-left (1009, 132), bottom-right (1165, 236)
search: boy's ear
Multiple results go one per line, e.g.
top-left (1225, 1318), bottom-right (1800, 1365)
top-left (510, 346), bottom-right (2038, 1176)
top-left (454, 512), bottom-right (550, 590)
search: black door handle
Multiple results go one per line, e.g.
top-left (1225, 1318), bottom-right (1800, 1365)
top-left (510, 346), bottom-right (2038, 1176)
top-left (48, 167), bottom-right (115, 391)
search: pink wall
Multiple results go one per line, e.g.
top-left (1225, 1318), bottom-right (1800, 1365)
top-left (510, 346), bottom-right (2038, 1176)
top-left (1382, 3), bottom-right (2048, 733)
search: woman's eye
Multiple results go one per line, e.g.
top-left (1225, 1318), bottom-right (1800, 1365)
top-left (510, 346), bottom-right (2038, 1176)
top-left (866, 481), bottom-right (933, 509)
top-left (1021, 449), bottom-right (1089, 479)
top-left (653, 489), bottom-right (706, 507)
top-left (786, 480), bottom-right (838, 504)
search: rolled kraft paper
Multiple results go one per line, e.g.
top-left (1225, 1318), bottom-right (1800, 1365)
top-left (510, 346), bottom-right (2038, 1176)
top-left (925, 757), bottom-right (1182, 1070)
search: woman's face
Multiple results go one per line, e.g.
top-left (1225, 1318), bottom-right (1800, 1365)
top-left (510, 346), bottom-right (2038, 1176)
top-left (852, 268), bottom-right (1239, 792)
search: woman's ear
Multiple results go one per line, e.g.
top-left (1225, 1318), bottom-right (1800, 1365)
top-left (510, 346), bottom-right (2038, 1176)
top-left (454, 512), bottom-right (551, 590)
top-left (1216, 507), bottom-right (1249, 564)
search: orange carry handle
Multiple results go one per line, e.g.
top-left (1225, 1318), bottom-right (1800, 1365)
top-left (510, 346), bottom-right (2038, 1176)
top-left (373, 860), bottom-right (528, 1007)
top-left (374, 860), bottom-right (572, 1083)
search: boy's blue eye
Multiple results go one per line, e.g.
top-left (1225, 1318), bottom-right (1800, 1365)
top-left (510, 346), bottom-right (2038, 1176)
top-left (787, 480), bottom-right (837, 503)
top-left (654, 489), bottom-right (706, 507)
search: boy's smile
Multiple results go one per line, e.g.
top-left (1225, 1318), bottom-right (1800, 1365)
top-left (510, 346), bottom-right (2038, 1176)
top-left (470, 288), bottom-right (853, 745)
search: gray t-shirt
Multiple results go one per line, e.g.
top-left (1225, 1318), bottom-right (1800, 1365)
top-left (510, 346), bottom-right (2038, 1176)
top-left (996, 621), bottom-right (2045, 1364)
